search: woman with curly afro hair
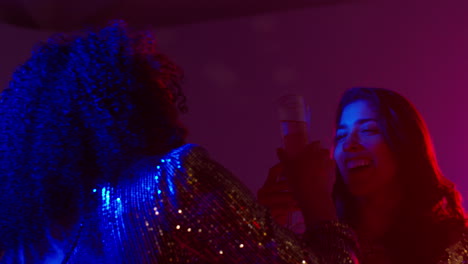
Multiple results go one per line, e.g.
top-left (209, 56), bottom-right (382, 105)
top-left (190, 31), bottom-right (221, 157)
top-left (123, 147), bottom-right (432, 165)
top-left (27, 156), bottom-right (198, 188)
top-left (0, 21), bottom-right (360, 263)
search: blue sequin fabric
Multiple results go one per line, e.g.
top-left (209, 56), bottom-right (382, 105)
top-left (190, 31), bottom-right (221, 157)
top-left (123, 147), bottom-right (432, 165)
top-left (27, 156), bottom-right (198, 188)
top-left (1, 144), bottom-right (359, 263)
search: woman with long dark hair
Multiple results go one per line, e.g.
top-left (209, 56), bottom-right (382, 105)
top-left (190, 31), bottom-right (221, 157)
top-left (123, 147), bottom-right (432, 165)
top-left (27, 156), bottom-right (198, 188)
top-left (260, 87), bottom-right (468, 263)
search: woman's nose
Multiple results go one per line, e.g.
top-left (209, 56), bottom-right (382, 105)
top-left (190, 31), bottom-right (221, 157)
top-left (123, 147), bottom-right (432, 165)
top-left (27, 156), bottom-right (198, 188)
top-left (343, 133), bottom-right (362, 152)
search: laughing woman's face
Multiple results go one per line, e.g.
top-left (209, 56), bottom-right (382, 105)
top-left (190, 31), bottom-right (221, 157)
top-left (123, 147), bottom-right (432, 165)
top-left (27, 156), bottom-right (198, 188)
top-left (334, 100), bottom-right (397, 198)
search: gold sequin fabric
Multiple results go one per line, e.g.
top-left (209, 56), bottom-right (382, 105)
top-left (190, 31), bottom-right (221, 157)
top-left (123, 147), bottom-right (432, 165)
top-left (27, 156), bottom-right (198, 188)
top-left (352, 228), bottom-right (468, 264)
top-left (3, 144), bottom-right (359, 263)
top-left (438, 230), bottom-right (468, 264)
top-left (305, 221), bottom-right (360, 263)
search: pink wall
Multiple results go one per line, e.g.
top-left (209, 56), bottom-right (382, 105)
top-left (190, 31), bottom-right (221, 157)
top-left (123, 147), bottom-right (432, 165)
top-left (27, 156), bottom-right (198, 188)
top-left (2, 0), bottom-right (468, 206)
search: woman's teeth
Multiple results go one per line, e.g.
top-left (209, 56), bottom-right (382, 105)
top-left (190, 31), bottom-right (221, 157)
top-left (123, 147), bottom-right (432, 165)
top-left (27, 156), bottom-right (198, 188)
top-left (347, 159), bottom-right (372, 169)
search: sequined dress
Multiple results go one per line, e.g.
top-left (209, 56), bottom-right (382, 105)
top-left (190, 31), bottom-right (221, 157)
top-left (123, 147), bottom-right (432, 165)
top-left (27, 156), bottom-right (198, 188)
top-left (438, 231), bottom-right (468, 264)
top-left (1, 144), bottom-right (359, 263)
top-left (357, 228), bottom-right (468, 264)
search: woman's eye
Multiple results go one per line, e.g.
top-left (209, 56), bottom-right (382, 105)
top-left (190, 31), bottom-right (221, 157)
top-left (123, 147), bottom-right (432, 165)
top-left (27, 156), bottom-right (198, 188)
top-left (361, 128), bottom-right (379, 135)
top-left (335, 133), bottom-right (347, 141)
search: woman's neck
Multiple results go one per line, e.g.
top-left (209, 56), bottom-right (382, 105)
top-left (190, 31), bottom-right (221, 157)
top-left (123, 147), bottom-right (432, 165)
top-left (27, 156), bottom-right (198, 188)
top-left (356, 187), bottom-right (402, 241)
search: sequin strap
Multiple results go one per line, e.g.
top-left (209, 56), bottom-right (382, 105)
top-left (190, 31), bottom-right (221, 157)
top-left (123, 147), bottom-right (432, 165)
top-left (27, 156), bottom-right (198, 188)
top-left (304, 220), bottom-right (360, 264)
top-left (438, 230), bottom-right (468, 263)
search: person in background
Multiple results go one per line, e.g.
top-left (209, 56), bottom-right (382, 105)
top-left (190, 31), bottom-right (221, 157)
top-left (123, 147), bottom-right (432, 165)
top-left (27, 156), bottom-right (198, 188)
top-left (259, 87), bottom-right (468, 264)
top-left (0, 21), bottom-right (360, 263)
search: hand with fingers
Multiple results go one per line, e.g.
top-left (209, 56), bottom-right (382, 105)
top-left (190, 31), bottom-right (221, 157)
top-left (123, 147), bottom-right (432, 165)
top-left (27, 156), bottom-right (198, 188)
top-left (257, 162), bottom-right (298, 227)
top-left (258, 141), bottom-right (337, 230)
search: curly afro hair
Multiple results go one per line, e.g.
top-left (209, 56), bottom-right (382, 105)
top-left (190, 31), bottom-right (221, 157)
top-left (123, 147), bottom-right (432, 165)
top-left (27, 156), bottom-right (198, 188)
top-left (0, 20), bottom-right (187, 249)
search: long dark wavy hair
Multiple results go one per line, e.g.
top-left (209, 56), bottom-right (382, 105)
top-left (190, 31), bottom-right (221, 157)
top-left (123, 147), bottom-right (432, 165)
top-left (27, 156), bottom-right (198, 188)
top-left (332, 87), bottom-right (466, 263)
top-left (0, 21), bottom-right (188, 250)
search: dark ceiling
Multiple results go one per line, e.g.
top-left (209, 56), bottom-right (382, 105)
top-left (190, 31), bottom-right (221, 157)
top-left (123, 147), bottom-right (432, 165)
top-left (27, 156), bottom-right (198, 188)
top-left (0, 0), bottom-right (352, 31)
